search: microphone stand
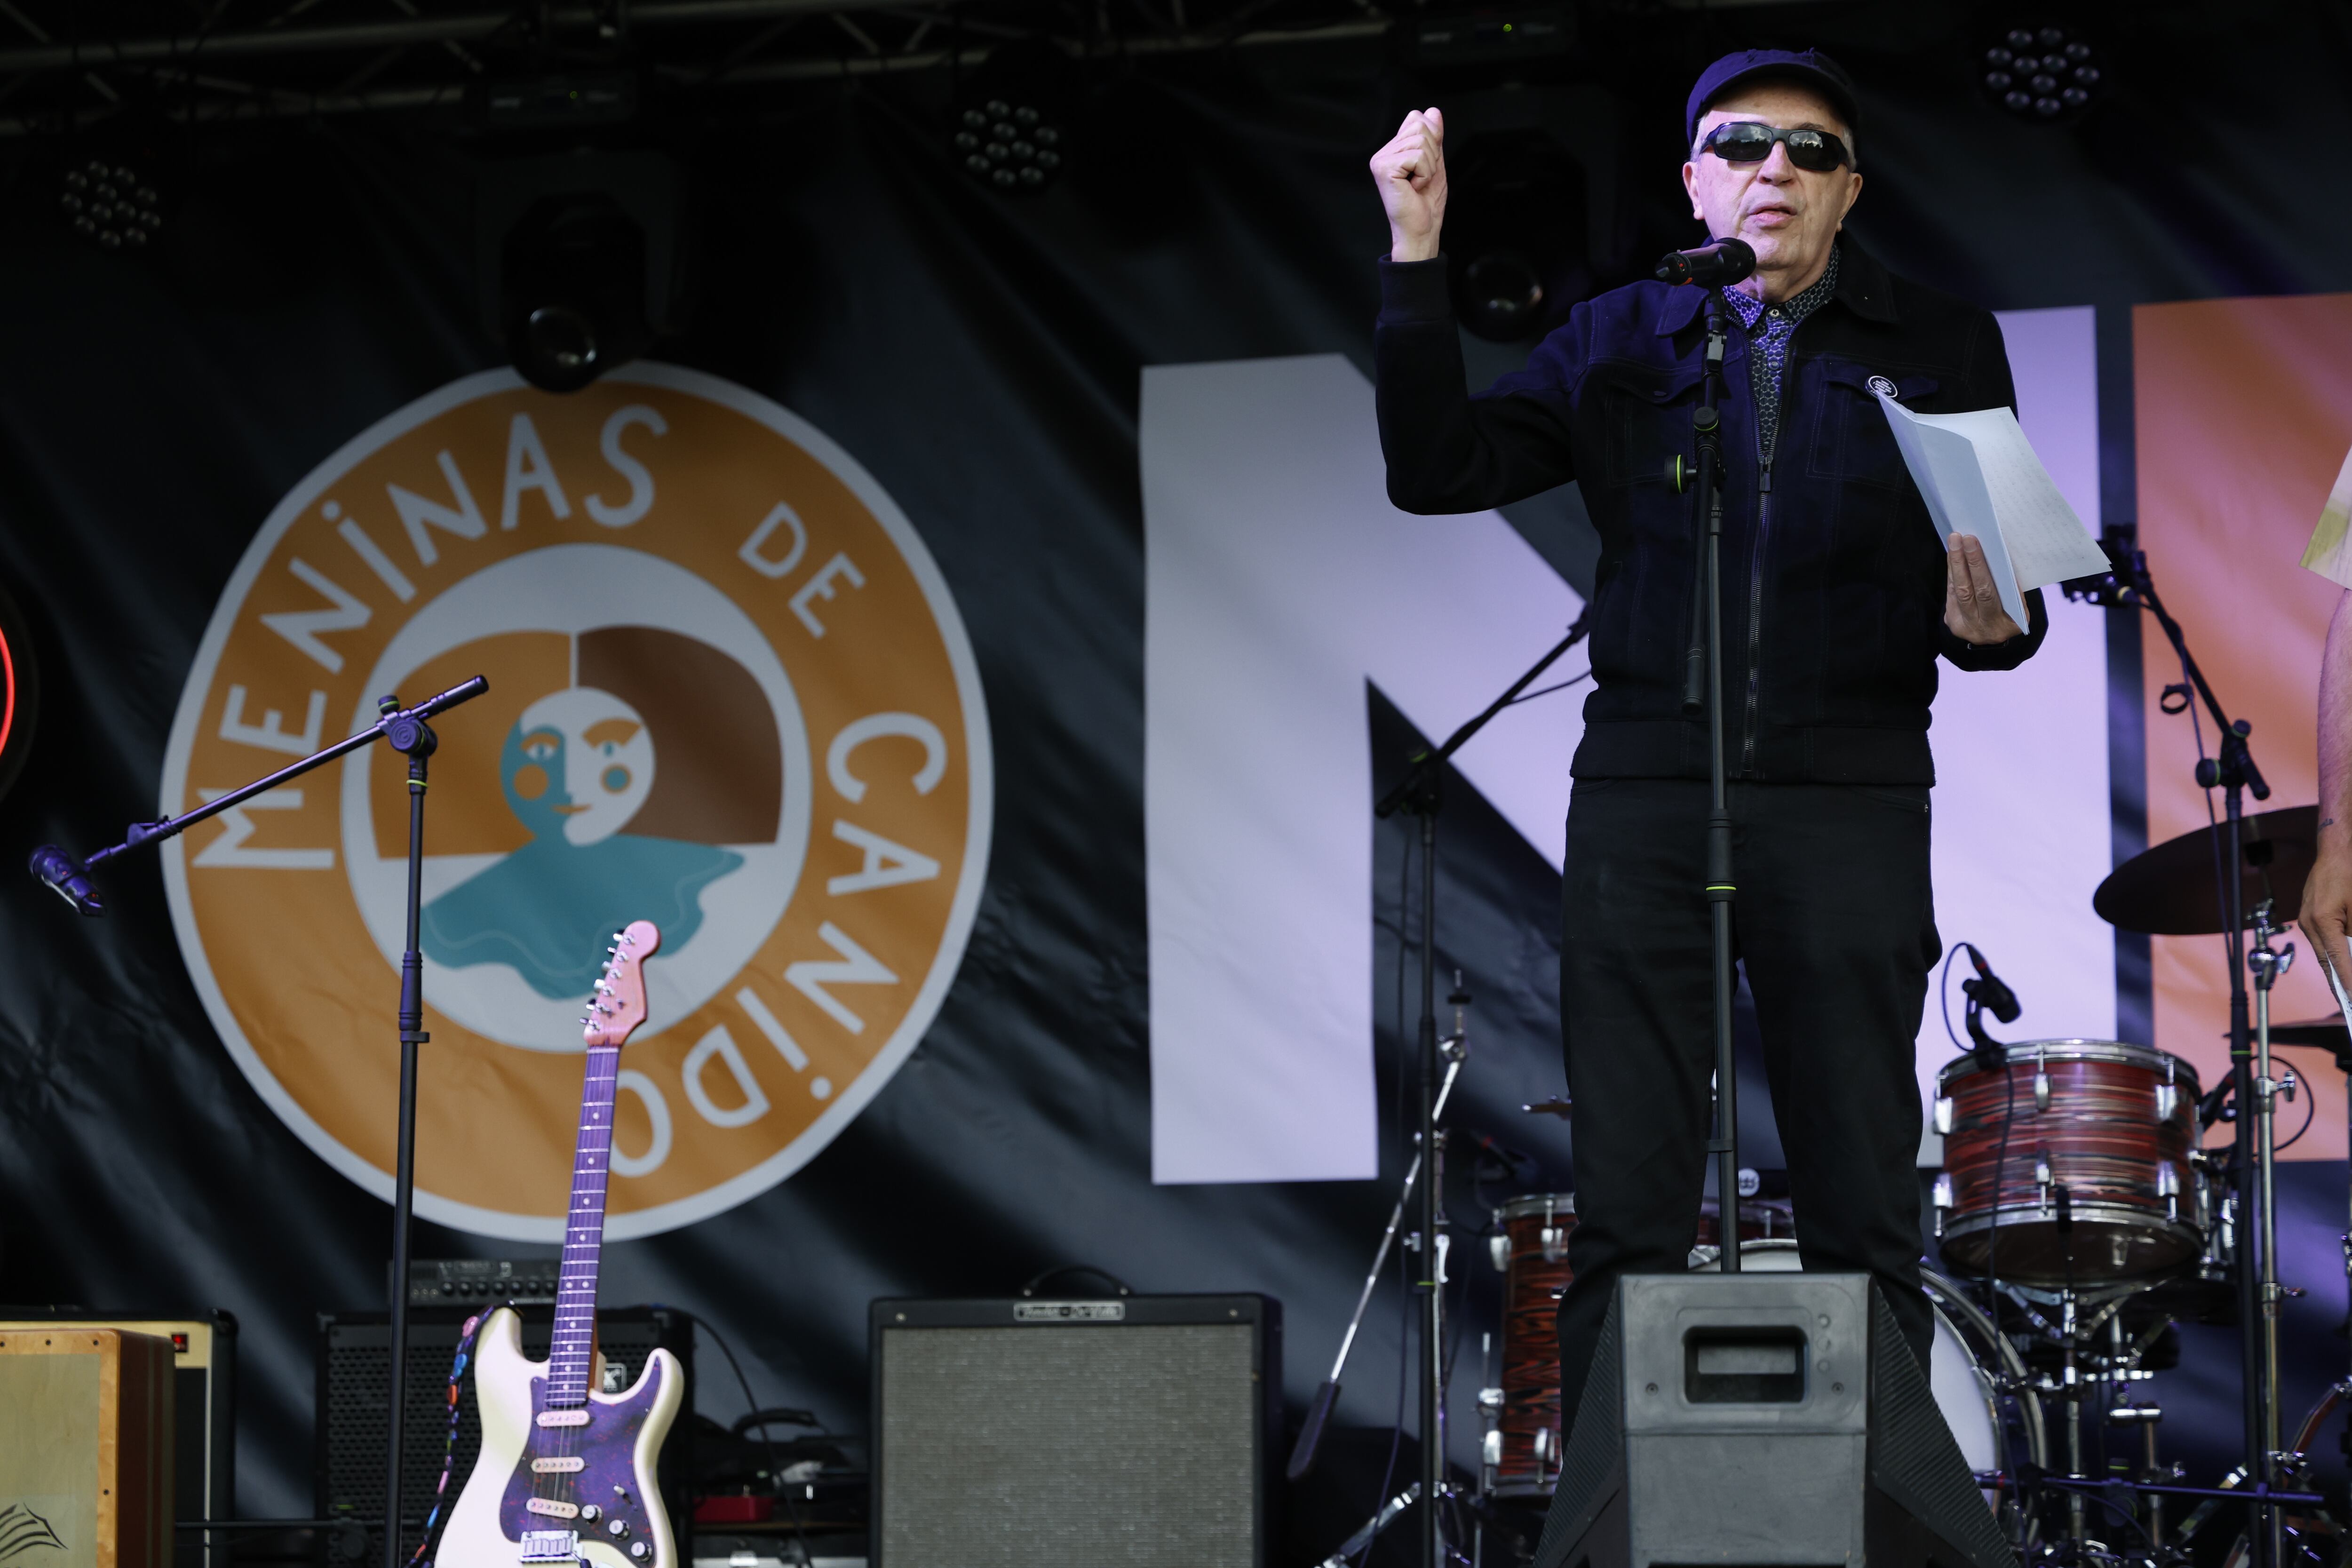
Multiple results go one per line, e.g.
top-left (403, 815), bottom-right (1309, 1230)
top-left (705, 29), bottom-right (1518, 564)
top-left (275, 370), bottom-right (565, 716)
top-left (1668, 283), bottom-right (1744, 1270)
top-left (1367, 612), bottom-right (1589, 1568)
top-left (28, 675), bottom-right (489, 1568)
top-left (2067, 540), bottom-right (2276, 1568)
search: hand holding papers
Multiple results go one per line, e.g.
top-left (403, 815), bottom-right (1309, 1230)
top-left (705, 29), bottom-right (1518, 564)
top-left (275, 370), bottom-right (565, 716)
top-left (1875, 390), bottom-right (2110, 629)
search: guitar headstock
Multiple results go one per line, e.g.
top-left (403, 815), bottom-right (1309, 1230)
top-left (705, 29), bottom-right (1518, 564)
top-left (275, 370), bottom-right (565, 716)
top-left (584, 920), bottom-right (662, 1049)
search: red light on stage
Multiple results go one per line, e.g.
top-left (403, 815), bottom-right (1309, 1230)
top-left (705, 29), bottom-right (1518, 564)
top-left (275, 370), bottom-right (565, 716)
top-left (0, 575), bottom-right (33, 807)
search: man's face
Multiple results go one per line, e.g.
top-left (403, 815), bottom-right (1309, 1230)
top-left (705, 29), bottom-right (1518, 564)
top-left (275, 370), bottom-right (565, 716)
top-left (1682, 82), bottom-right (1863, 286)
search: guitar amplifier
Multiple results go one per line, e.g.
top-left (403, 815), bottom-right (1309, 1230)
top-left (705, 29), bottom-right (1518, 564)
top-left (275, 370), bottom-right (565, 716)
top-left (0, 1313), bottom-right (237, 1568)
top-left (0, 1325), bottom-right (177, 1568)
top-left (869, 1294), bottom-right (1279, 1568)
top-left (315, 1307), bottom-right (693, 1564)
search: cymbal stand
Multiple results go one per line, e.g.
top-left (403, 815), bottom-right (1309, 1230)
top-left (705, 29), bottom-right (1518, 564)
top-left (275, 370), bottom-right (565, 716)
top-left (2247, 902), bottom-right (2294, 1568)
top-left (2070, 539), bottom-right (2275, 1568)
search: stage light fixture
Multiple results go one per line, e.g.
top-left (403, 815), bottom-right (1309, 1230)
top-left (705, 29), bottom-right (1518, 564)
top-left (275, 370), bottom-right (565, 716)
top-left (953, 99), bottom-right (1064, 192)
top-left (951, 40), bottom-right (1076, 196)
top-left (477, 152), bottom-right (688, 394)
top-left (499, 194), bottom-right (652, 393)
top-left (58, 158), bottom-right (162, 250)
top-left (1445, 129), bottom-right (1591, 343)
top-left (1982, 23), bottom-right (2101, 122)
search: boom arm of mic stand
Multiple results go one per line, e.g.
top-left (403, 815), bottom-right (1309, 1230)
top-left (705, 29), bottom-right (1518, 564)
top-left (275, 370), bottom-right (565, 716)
top-left (2099, 553), bottom-right (2268, 801)
top-left (1373, 615), bottom-right (1591, 821)
top-left (72, 677), bottom-right (490, 877)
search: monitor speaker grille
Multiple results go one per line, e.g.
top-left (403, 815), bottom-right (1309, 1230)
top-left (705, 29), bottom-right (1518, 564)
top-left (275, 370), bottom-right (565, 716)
top-left (878, 1322), bottom-right (1259, 1568)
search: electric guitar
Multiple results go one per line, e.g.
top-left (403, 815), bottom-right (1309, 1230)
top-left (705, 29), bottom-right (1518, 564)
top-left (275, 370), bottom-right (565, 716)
top-left (439, 921), bottom-right (681, 1568)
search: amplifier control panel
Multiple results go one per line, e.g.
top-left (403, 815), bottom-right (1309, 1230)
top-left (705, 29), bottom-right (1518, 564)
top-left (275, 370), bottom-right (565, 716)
top-left (396, 1259), bottom-right (560, 1306)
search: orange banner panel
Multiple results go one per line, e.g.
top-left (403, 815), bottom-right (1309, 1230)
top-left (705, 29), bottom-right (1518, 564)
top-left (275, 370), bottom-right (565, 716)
top-left (2135, 294), bottom-right (2352, 1159)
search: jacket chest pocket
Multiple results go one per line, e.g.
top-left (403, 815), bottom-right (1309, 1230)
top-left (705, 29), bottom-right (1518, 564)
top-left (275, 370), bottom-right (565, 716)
top-left (1807, 362), bottom-right (1941, 492)
top-left (1593, 361), bottom-right (1706, 490)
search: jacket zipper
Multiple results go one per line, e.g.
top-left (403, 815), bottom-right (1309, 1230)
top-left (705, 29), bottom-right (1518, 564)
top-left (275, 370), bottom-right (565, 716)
top-left (1741, 447), bottom-right (1772, 775)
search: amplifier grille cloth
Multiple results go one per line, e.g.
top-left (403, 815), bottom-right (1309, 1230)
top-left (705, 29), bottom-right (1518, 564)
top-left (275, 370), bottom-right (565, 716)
top-left (880, 1323), bottom-right (1255, 1568)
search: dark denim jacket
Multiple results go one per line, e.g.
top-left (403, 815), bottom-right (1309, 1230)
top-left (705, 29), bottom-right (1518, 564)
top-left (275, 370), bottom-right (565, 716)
top-left (1375, 239), bottom-right (2046, 785)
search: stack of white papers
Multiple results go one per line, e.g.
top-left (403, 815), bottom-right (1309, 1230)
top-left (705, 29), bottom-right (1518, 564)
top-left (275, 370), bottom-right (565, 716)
top-left (2298, 438), bottom-right (2352, 589)
top-left (1875, 391), bottom-right (2111, 629)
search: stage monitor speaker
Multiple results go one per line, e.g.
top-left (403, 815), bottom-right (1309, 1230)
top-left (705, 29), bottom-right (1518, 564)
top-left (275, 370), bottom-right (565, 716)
top-left (0, 1313), bottom-right (237, 1568)
top-left (869, 1294), bottom-right (1279, 1568)
top-left (0, 1325), bottom-right (177, 1568)
top-left (315, 1306), bottom-right (693, 1565)
top-left (1534, 1274), bottom-right (2016, 1568)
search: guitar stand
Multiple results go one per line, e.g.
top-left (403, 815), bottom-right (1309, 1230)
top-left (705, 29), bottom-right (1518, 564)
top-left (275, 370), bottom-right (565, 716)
top-left (26, 675), bottom-right (491, 1568)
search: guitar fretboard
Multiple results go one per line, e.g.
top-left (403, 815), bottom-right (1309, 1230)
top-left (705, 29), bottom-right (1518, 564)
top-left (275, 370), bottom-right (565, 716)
top-left (547, 1043), bottom-right (620, 1408)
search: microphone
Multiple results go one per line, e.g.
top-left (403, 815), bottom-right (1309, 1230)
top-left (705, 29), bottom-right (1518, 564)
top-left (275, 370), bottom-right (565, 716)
top-left (29, 845), bottom-right (103, 915)
top-left (1960, 943), bottom-right (2021, 1024)
top-left (1654, 237), bottom-right (1756, 287)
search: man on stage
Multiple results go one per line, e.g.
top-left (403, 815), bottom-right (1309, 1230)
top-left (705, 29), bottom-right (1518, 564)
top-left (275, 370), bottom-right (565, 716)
top-left (1367, 48), bottom-right (2048, 1410)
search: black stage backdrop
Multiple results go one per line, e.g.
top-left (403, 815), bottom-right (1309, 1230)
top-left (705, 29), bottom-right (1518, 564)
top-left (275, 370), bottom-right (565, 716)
top-left (3, 0), bottom-right (2351, 1555)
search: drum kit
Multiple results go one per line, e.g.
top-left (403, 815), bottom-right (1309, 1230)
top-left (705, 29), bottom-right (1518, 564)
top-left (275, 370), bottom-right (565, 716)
top-left (1468, 805), bottom-right (2352, 1568)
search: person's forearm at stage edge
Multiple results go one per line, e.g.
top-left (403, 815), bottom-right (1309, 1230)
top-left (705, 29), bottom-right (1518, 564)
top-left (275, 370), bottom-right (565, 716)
top-left (2304, 589), bottom-right (2352, 985)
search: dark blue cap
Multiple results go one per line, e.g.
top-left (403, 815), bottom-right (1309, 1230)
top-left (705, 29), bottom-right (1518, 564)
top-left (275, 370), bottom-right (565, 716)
top-left (1685, 48), bottom-right (1860, 147)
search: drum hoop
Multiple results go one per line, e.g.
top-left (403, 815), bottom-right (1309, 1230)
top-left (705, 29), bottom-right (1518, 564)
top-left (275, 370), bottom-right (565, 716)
top-left (1936, 1038), bottom-right (2201, 1091)
top-left (1495, 1192), bottom-right (1578, 1222)
top-left (1938, 1200), bottom-right (2204, 1244)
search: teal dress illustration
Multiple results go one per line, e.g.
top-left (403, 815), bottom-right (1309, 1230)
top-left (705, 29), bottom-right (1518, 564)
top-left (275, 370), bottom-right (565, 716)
top-left (423, 712), bottom-right (742, 998)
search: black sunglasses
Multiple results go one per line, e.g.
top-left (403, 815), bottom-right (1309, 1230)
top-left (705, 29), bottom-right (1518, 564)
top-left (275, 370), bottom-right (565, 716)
top-left (1700, 121), bottom-right (1852, 173)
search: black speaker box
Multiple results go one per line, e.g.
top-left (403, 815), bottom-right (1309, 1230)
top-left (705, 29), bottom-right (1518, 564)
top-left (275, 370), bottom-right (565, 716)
top-left (1534, 1274), bottom-right (2016, 1568)
top-left (0, 1310), bottom-right (237, 1568)
top-left (315, 1306), bottom-right (692, 1564)
top-left (869, 1294), bottom-right (1279, 1568)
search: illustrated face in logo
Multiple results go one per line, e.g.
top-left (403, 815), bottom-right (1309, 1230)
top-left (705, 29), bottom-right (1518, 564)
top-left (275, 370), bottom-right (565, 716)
top-left (425, 680), bottom-right (745, 1001)
top-left (161, 365), bottom-right (991, 1239)
top-left (510, 688), bottom-right (657, 845)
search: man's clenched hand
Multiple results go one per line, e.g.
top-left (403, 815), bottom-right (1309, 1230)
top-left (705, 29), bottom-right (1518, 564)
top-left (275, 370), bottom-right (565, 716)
top-left (1944, 533), bottom-right (2024, 645)
top-left (1371, 108), bottom-right (1447, 263)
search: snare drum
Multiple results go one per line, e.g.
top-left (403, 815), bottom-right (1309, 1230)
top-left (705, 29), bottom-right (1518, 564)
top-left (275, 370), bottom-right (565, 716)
top-left (1934, 1039), bottom-right (2204, 1285)
top-left (1491, 1193), bottom-right (1575, 1498)
top-left (1695, 1195), bottom-right (1797, 1250)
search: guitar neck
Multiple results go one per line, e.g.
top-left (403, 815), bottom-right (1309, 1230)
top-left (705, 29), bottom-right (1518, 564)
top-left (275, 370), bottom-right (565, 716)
top-left (548, 1042), bottom-right (620, 1407)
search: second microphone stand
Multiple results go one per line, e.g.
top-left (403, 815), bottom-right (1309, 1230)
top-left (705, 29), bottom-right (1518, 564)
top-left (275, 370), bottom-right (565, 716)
top-left (1370, 611), bottom-right (1591, 1568)
top-left (2068, 540), bottom-right (2279, 1568)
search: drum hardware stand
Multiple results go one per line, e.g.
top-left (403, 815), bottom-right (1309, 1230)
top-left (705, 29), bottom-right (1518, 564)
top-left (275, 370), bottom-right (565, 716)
top-left (2071, 539), bottom-right (2279, 1568)
top-left (1288, 1009), bottom-right (1470, 1484)
top-left (24, 676), bottom-right (491, 1568)
top-left (1363, 612), bottom-right (1590, 1568)
top-left (2246, 899), bottom-right (2299, 1568)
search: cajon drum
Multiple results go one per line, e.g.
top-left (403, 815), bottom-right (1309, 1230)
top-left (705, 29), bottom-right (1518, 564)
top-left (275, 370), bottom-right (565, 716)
top-left (0, 1328), bottom-right (176, 1568)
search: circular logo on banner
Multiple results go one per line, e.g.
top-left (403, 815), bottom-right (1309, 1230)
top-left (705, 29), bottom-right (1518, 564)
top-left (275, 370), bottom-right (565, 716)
top-left (161, 364), bottom-right (991, 1239)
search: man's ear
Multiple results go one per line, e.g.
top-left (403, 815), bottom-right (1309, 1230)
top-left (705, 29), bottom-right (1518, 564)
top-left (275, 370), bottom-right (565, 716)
top-left (1682, 160), bottom-right (1704, 223)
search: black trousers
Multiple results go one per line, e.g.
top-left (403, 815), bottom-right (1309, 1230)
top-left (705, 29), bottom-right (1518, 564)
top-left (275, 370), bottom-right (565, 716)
top-left (1554, 777), bottom-right (1941, 1419)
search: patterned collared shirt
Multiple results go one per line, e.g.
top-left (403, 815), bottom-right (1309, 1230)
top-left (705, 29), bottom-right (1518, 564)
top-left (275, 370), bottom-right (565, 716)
top-left (1720, 246), bottom-right (1842, 462)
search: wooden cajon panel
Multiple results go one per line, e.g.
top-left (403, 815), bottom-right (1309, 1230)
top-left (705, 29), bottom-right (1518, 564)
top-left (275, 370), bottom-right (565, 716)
top-left (0, 1329), bottom-right (176, 1568)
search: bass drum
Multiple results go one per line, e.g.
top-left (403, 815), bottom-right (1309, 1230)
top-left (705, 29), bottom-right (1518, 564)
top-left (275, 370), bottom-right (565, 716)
top-left (1688, 1240), bottom-right (2046, 1521)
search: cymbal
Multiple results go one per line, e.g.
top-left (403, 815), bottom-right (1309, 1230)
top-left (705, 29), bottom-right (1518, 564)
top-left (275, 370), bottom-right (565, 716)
top-left (2092, 805), bottom-right (2317, 935)
top-left (2267, 1014), bottom-right (2349, 1051)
